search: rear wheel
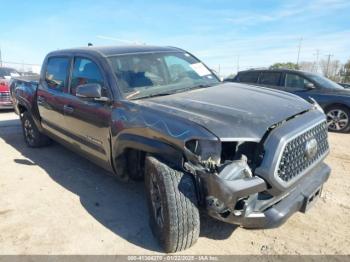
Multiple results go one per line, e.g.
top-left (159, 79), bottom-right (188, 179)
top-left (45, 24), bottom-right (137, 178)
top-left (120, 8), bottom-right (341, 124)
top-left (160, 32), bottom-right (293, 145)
top-left (145, 156), bottom-right (200, 253)
top-left (21, 111), bottom-right (51, 147)
top-left (326, 105), bottom-right (350, 133)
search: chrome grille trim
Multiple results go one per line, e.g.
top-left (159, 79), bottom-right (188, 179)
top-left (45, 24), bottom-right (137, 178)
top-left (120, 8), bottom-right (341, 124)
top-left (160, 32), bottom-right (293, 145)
top-left (0, 92), bottom-right (11, 104)
top-left (274, 120), bottom-right (329, 184)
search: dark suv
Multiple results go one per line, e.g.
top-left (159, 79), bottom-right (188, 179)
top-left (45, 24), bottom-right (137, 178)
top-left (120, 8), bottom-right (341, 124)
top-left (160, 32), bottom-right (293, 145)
top-left (227, 69), bottom-right (350, 133)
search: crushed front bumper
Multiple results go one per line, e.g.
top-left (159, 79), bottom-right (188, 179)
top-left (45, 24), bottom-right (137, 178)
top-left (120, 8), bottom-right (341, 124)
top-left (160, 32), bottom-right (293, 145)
top-left (199, 162), bottom-right (330, 229)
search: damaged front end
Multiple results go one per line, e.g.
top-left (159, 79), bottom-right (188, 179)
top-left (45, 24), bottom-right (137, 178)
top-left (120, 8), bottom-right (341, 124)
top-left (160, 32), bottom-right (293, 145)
top-left (182, 110), bottom-right (331, 229)
top-left (183, 139), bottom-right (269, 225)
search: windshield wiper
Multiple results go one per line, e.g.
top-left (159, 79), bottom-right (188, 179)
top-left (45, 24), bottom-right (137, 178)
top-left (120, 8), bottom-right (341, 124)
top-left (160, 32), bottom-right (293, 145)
top-left (190, 83), bottom-right (216, 89)
top-left (131, 92), bottom-right (173, 100)
top-left (128, 83), bottom-right (219, 100)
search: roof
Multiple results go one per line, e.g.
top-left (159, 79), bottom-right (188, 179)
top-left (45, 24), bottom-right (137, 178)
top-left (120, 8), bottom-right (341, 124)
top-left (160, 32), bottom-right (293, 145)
top-left (239, 68), bottom-right (308, 74)
top-left (49, 45), bottom-right (182, 57)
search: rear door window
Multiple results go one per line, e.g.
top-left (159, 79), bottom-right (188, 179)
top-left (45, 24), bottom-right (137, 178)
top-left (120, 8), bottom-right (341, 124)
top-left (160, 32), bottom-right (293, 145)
top-left (238, 72), bottom-right (260, 83)
top-left (259, 72), bottom-right (282, 86)
top-left (45, 57), bottom-right (70, 92)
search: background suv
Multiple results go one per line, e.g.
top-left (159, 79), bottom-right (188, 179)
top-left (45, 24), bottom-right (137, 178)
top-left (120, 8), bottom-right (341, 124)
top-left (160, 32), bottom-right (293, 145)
top-left (226, 69), bottom-right (350, 133)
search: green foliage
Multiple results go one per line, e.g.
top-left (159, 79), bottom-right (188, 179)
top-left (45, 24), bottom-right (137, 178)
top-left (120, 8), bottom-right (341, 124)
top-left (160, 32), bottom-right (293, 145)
top-left (269, 62), bottom-right (300, 70)
top-left (343, 60), bottom-right (350, 83)
top-left (225, 74), bottom-right (236, 80)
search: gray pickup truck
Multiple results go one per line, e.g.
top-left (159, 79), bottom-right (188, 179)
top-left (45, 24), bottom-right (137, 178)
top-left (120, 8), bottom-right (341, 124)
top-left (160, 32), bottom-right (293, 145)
top-left (11, 45), bottom-right (331, 253)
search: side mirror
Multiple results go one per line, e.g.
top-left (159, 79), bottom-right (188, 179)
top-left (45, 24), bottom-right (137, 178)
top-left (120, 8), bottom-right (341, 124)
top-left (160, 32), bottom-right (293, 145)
top-left (305, 83), bottom-right (315, 89)
top-left (76, 83), bottom-right (102, 99)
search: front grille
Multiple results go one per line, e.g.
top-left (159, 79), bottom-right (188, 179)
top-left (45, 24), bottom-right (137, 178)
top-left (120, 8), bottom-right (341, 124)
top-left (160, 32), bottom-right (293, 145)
top-left (277, 121), bottom-right (329, 182)
top-left (0, 92), bottom-right (11, 103)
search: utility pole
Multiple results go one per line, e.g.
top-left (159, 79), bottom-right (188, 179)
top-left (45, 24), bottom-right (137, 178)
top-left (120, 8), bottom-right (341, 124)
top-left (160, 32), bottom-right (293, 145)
top-left (236, 55), bottom-right (240, 73)
top-left (325, 54), bottom-right (333, 77)
top-left (313, 49), bottom-right (320, 73)
top-left (296, 37), bottom-right (303, 66)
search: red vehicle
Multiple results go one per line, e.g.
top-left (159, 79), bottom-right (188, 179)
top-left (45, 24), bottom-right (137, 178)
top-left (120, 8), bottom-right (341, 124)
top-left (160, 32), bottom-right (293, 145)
top-left (0, 67), bottom-right (20, 109)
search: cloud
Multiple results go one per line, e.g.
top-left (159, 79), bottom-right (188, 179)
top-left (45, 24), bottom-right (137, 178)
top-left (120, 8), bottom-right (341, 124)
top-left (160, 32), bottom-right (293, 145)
top-left (192, 30), bottom-right (350, 76)
top-left (224, 0), bottom-right (350, 26)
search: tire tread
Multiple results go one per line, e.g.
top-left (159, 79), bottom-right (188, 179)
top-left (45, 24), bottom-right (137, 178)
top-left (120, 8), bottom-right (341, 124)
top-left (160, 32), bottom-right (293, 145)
top-left (145, 156), bottom-right (200, 253)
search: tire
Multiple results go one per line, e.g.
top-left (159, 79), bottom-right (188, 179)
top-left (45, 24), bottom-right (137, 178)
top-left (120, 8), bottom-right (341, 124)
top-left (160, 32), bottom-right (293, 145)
top-left (326, 105), bottom-right (350, 133)
top-left (145, 156), bottom-right (200, 253)
top-left (21, 111), bottom-right (51, 147)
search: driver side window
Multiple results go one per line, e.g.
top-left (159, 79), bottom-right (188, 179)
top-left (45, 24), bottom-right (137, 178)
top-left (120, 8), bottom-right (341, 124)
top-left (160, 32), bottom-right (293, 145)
top-left (285, 73), bottom-right (312, 89)
top-left (70, 57), bottom-right (106, 96)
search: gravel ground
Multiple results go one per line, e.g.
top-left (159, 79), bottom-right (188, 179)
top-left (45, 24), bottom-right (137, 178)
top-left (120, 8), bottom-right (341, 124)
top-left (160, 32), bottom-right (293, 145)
top-left (0, 111), bottom-right (349, 255)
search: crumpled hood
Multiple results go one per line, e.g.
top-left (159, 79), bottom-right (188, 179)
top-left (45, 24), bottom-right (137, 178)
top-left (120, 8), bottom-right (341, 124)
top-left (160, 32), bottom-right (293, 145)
top-left (138, 82), bottom-right (313, 141)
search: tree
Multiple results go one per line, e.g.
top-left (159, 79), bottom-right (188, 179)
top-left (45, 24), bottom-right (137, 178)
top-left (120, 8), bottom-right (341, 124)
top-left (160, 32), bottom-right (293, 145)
top-left (225, 73), bottom-right (236, 80)
top-left (319, 59), bottom-right (341, 81)
top-left (269, 62), bottom-right (300, 70)
top-left (342, 60), bottom-right (350, 83)
top-left (299, 61), bottom-right (314, 72)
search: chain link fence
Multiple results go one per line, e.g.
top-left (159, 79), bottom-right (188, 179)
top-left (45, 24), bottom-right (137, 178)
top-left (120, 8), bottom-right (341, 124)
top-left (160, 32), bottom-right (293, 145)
top-left (0, 60), bottom-right (41, 74)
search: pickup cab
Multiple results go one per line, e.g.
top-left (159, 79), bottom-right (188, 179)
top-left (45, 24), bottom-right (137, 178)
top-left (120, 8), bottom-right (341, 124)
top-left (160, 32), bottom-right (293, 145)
top-left (11, 46), bottom-right (331, 253)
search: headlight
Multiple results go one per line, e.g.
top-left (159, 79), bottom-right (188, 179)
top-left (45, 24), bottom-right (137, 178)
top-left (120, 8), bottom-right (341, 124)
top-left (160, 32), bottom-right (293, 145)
top-left (309, 97), bottom-right (324, 113)
top-left (185, 139), bottom-right (221, 164)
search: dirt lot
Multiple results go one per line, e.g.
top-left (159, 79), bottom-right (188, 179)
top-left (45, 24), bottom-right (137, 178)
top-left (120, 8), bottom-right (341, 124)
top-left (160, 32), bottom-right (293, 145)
top-left (0, 110), bottom-right (349, 255)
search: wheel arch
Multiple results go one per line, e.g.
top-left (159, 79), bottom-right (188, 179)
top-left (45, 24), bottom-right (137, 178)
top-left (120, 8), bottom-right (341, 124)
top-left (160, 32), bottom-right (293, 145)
top-left (324, 103), bottom-right (350, 112)
top-left (15, 97), bottom-right (45, 133)
top-left (111, 133), bottom-right (185, 180)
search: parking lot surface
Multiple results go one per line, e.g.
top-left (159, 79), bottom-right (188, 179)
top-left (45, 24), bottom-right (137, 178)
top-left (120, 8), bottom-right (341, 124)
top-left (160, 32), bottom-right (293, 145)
top-left (0, 111), bottom-right (349, 255)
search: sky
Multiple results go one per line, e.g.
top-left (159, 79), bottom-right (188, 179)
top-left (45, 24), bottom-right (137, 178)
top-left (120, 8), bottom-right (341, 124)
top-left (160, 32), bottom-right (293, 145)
top-left (0, 0), bottom-right (350, 76)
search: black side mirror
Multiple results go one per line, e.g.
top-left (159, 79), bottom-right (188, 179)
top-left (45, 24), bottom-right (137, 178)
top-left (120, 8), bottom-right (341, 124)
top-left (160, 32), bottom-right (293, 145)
top-left (305, 83), bottom-right (315, 89)
top-left (76, 83), bottom-right (102, 98)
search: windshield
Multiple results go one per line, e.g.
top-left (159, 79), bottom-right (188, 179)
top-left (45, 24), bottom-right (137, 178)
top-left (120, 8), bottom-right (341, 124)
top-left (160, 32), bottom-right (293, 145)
top-left (305, 73), bottom-right (344, 90)
top-left (108, 51), bottom-right (220, 99)
top-left (0, 68), bottom-right (20, 79)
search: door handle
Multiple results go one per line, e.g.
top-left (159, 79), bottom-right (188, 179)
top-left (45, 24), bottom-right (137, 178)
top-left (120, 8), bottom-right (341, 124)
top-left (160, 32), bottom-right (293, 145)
top-left (63, 105), bottom-right (74, 114)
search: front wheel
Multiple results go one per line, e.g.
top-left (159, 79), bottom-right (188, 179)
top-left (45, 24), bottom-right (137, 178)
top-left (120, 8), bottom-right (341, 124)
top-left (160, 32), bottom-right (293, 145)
top-left (145, 156), bottom-right (200, 253)
top-left (326, 106), bottom-right (350, 133)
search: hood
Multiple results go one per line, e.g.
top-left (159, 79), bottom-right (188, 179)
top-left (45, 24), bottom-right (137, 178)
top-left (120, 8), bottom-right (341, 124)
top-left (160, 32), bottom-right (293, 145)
top-left (137, 82), bottom-right (312, 141)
